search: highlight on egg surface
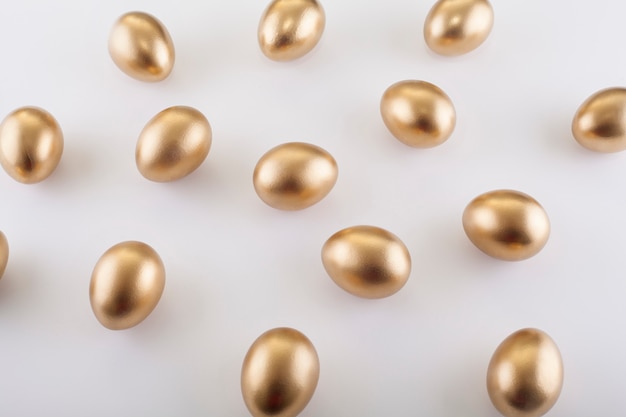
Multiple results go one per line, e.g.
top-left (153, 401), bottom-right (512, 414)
top-left (136, 106), bottom-right (212, 182)
top-left (462, 190), bottom-right (550, 261)
top-left (322, 225), bottom-right (411, 299)
top-left (572, 87), bottom-right (626, 152)
top-left (108, 11), bottom-right (175, 82)
top-left (0, 106), bottom-right (64, 184)
top-left (253, 142), bottom-right (338, 210)
top-left (258, 0), bottom-right (325, 61)
top-left (380, 80), bottom-right (456, 148)
top-left (424, 0), bottom-right (494, 56)
top-left (0, 231), bottom-right (8, 280)
top-left (241, 327), bottom-right (320, 417)
top-left (487, 328), bottom-right (564, 417)
top-left (89, 241), bottom-right (166, 330)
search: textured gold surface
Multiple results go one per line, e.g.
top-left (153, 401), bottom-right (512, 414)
top-left (242, 327), bottom-right (320, 417)
top-left (487, 328), bottom-right (564, 417)
top-left (136, 106), bottom-right (212, 182)
top-left (253, 142), bottom-right (337, 210)
top-left (108, 11), bottom-right (175, 82)
top-left (462, 190), bottom-right (550, 261)
top-left (380, 80), bottom-right (456, 148)
top-left (572, 87), bottom-right (626, 152)
top-left (322, 225), bottom-right (411, 299)
top-left (89, 241), bottom-right (165, 330)
top-left (424, 0), bottom-right (494, 56)
top-left (0, 106), bottom-right (64, 184)
top-left (0, 231), bottom-right (7, 280)
top-left (258, 0), bottom-right (325, 61)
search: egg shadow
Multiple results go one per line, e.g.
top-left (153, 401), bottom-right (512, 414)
top-left (0, 249), bottom-right (42, 310)
top-left (39, 130), bottom-right (99, 193)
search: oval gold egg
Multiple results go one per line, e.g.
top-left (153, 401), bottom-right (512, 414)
top-left (242, 327), bottom-right (320, 417)
top-left (380, 80), bottom-right (456, 148)
top-left (108, 11), bottom-right (175, 82)
top-left (424, 0), bottom-right (494, 56)
top-left (0, 231), bottom-right (8, 280)
top-left (253, 142), bottom-right (337, 210)
top-left (89, 241), bottom-right (165, 330)
top-left (462, 190), bottom-right (550, 261)
top-left (572, 87), bottom-right (626, 152)
top-left (136, 106), bottom-right (212, 182)
top-left (322, 225), bottom-right (411, 299)
top-left (0, 106), bottom-right (64, 184)
top-left (258, 0), bottom-right (325, 61)
top-left (487, 328), bottom-right (564, 417)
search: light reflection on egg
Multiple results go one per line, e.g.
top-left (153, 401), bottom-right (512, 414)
top-left (487, 328), bottom-right (564, 417)
top-left (258, 0), bottom-right (325, 61)
top-left (136, 106), bottom-right (212, 182)
top-left (108, 11), bottom-right (175, 82)
top-left (89, 241), bottom-right (166, 330)
top-left (241, 327), bottom-right (320, 417)
top-left (462, 190), bottom-right (550, 261)
top-left (0, 106), bottom-right (64, 184)
top-left (424, 0), bottom-right (494, 56)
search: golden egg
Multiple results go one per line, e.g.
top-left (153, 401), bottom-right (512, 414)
top-left (90, 241), bottom-right (165, 330)
top-left (253, 142), bottom-right (337, 210)
top-left (322, 225), bottom-right (411, 299)
top-left (0, 106), bottom-right (64, 184)
top-left (462, 190), bottom-right (550, 261)
top-left (242, 327), bottom-right (320, 417)
top-left (380, 80), bottom-right (456, 148)
top-left (487, 328), bottom-right (564, 417)
top-left (572, 87), bottom-right (626, 152)
top-left (0, 231), bottom-right (8, 280)
top-left (258, 0), bottom-right (325, 61)
top-left (108, 11), bottom-right (175, 82)
top-left (424, 0), bottom-right (494, 56)
top-left (136, 106), bottom-right (212, 182)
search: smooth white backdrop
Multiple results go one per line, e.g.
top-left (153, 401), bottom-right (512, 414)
top-left (0, 0), bottom-right (624, 415)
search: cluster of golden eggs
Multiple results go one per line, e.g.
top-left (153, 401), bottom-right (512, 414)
top-left (3, 0), bottom-right (618, 416)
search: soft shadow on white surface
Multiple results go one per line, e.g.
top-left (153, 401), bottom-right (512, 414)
top-left (1, 0), bottom-right (626, 416)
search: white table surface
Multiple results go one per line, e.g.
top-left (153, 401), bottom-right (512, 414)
top-left (0, 0), bottom-right (622, 415)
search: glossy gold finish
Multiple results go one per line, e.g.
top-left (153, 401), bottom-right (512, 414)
top-left (322, 226), bottom-right (411, 299)
top-left (0, 232), bottom-right (8, 280)
top-left (108, 12), bottom-right (175, 82)
top-left (572, 87), bottom-right (626, 152)
top-left (136, 106), bottom-right (212, 182)
top-left (424, 0), bottom-right (494, 56)
top-left (380, 80), bottom-right (456, 148)
top-left (242, 327), bottom-right (320, 417)
top-left (487, 328), bottom-right (564, 417)
top-left (258, 0), bottom-right (325, 61)
top-left (90, 241), bottom-right (165, 330)
top-left (0, 107), bottom-right (64, 184)
top-left (253, 142), bottom-right (337, 210)
top-left (462, 190), bottom-right (550, 261)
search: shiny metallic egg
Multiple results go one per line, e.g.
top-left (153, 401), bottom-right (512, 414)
top-left (487, 328), bottom-right (564, 417)
top-left (89, 241), bottom-right (166, 330)
top-left (572, 87), bottom-right (626, 152)
top-left (258, 0), bottom-right (325, 61)
top-left (253, 142), bottom-right (338, 210)
top-left (0, 231), bottom-right (8, 280)
top-left (463, 190), bottom-right (550, 261)
top-left (424, 0), bottom-right (494, 56)
top-left (0, 106), bottom-right (64, 184)
top-left (381, 80), bottom-right (456, 148)
top-left (322, 225), bottom-right (411, 299)
top-left (108, 11), bottom-right (175, 82)
top-left (136, 106), bottom-right (212, 182)
top-left (242, 327), bottom-right (320, 417)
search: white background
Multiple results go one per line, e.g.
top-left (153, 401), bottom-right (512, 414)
top-left (0, 0), bottom-right (623, 416)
